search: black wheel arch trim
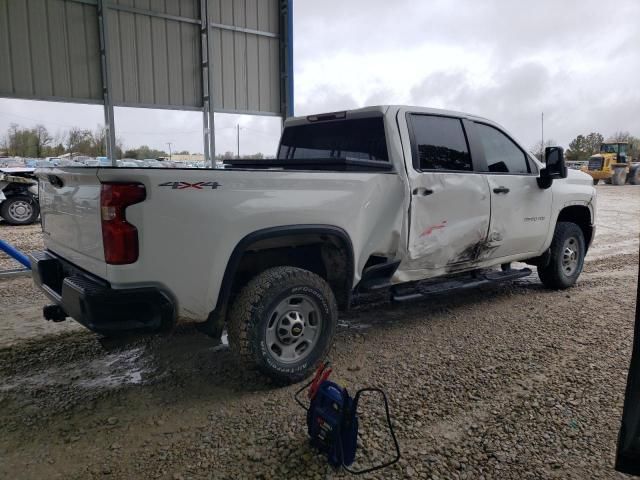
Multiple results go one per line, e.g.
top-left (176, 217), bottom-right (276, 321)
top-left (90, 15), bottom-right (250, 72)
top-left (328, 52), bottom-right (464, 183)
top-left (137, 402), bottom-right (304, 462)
top-left (555, 204), bottom-right (595, 250)
top-left (200, 224), bottom-right (355, 339)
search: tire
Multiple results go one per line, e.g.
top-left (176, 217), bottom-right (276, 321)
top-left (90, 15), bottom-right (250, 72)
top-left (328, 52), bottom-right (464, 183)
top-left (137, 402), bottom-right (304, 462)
top-left (0, 195), bottom-right (39, 225)
top-left (592, 178), bottom-right (599, 185)
top-left (538, 222), bottom-right (586, 289)
top-left (629, 166), bottom-right (640, 185)
top-left (228, 266), bottom-right (338, 384)
top-left (612, 168), bottom-right (626, 186)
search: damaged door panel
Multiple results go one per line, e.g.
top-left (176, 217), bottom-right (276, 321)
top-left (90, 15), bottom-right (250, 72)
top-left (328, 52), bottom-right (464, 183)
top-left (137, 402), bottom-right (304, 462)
top-left (468, 122), bottom-right (553, 260)
top-left (406, 173), bottom-right (491, 270)
top-left (400, 113), bottom-right (491, 273)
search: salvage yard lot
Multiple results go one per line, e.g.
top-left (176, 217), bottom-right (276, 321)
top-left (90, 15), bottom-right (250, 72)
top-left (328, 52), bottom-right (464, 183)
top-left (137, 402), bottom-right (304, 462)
top-left (0, 185), bottom-right (638, 479)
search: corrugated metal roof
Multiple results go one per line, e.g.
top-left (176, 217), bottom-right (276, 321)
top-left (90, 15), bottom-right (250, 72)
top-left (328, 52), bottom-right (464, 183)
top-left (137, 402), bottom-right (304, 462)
top-left (0, 0), bottom-right (103, 102)
top-left (0, 0), bottom-right (284, 116)
top-left (107, 0), bottom-right (202, 108)
top-left (209, 0), bottom-right (280, 114)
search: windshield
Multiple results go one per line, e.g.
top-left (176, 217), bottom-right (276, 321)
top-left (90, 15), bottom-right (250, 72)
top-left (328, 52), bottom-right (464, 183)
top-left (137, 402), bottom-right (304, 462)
top-left (601, 144), bottom-right (620, 153)
top-left (278, 117), bottom-right (389, 162)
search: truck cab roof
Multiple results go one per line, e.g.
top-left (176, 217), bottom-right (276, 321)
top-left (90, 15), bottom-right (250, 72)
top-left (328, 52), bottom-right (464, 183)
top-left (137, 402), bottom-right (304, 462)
top-left (286, 105), bottom-right (494, 126)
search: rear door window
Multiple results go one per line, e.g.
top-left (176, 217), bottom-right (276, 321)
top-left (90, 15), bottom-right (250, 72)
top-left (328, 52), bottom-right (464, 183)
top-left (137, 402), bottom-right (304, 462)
top-left (408, 114), bottom-right (472, 171)
top-left (278, 117), bottom-right (388, 162)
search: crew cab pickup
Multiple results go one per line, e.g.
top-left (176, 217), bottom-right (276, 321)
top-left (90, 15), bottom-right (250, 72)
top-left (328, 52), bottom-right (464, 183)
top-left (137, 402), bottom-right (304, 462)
top-left (31, 106), bottom-right (596, 383)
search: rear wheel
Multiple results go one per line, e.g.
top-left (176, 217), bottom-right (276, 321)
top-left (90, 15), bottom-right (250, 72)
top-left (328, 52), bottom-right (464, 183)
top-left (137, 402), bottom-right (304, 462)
top-left (629, 166), bottom-right (640, 185)
top-left (228, 266), bottom-right (338, 384)
top-left (538, 222), bottom-right (586, 289)
top-left (0, 195), bottom-right (39, 225)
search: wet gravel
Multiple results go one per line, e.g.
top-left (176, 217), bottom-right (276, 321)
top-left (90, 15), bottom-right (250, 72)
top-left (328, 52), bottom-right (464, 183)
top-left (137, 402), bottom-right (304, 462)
top-left (0, 185), bottom-right (638, 479)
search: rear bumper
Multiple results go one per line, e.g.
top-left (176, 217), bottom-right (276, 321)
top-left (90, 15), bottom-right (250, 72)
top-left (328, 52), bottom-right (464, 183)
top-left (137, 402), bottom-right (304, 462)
top-left (30, 250), bottom-right (175, 334)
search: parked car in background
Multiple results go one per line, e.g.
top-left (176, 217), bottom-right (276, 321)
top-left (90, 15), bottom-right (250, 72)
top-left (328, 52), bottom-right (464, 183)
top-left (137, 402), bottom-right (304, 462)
top-left (0, 167), bottom-right (39, 225)
top-left (116, 160), bottom-right (139, 167)
top-left (36, 160), bottom-right (56, 168)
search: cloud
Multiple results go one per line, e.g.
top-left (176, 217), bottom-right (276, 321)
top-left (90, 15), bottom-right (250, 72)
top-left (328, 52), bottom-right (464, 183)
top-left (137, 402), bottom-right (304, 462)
top-left (2, 0), bottom-right (639, 155)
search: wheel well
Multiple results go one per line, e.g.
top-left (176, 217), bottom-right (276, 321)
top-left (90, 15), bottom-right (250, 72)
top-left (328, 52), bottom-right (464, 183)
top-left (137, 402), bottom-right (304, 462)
top-left (201, 226), bottom-right (354, 339)
top-left (557, 206), bottom-right (593, 249)
top-left (233, 235), bottom-right (352, 306)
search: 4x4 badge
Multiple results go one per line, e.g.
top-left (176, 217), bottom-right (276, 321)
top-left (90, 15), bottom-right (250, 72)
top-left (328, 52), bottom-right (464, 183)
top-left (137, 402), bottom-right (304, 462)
top-left (158, 181), bottom-right (221, 190)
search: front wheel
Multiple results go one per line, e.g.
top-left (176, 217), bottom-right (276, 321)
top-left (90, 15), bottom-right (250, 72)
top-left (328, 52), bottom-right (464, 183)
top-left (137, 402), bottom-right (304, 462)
top-left (612, 168), bottom-right (627, 185)
top-left (228, 266), bottom-right (338, 384)
top-left (538, 222), bottom-right (586, 289)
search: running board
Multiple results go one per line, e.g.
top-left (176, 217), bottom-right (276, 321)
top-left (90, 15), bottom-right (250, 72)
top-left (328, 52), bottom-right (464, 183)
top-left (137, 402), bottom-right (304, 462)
top-left (391, 268), bottom-right (532, 302)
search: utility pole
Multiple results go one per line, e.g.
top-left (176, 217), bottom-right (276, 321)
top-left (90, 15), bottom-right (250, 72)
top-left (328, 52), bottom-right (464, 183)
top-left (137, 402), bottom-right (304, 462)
top-left (237, 124), bottom-right (240, 158)
top-left (541, 112), bottom-right (544, 160)
top-left (166, 142), bottom-right (173, 161)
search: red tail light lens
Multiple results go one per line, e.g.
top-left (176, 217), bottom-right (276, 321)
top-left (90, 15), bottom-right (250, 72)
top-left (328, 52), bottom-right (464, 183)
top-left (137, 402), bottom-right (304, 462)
top-left (100, 183), bottom-right (146, 265)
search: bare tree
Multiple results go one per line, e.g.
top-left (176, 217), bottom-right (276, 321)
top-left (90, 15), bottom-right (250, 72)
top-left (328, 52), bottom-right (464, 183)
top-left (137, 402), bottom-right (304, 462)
top-left (33, 124), bottom-right (52, 158)
top-left (531, 139), bottom-right (557, 161)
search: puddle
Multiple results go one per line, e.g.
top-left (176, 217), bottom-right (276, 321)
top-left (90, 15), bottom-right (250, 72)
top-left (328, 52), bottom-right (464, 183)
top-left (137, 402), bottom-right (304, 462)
top-left (77, 347), bottom-right (149, 388)
top-left (338, 320), bottom-right (372, 330)
top-left (1, 346), bottom-right (153, 392)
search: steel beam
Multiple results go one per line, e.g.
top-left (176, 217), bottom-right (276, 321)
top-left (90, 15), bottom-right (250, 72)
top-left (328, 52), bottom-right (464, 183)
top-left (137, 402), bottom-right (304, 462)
top-left (209, 22), bottom-right (278, 39)
top-left (201, 0), bottom-right (216, 166)
top-left (280, 0), bottom-right (294, 118)
top-left (97, 0), bottom-right (117, 166)
top-left (107, 3), bottom-right (200, 24)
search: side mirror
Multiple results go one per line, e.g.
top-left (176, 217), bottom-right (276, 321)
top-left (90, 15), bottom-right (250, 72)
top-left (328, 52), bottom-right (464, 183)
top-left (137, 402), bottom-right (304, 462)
top-left (538, 146), bottom-right (567, 189)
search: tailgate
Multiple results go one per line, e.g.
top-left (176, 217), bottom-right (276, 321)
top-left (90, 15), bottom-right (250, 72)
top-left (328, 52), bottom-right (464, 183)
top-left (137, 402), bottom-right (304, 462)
top-left (36, 168), bottom-right (107, 277)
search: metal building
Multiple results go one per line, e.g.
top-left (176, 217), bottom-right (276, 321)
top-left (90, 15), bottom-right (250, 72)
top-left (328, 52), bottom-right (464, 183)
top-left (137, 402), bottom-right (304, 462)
top-left (0, 0), bottom-right (294, 164)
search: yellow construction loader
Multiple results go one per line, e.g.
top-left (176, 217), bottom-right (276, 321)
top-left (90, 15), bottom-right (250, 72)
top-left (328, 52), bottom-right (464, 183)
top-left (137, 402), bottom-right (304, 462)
top-left (582, 142), bottom-right (640, 185)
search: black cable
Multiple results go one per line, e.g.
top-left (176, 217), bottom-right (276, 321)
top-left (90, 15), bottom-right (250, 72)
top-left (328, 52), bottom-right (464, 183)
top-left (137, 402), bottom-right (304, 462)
top-left (294, 378), bottom-right (314, 411)
top-left (339, 387), bottom-right (402, 475)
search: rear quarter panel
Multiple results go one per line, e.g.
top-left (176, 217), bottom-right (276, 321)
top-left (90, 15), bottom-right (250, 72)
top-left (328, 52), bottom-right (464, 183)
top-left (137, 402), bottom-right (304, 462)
top-left (95, 168), bottom-right (405, 321)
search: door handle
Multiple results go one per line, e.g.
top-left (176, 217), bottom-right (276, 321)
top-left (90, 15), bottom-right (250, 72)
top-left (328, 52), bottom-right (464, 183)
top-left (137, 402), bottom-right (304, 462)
top-left (493, 186), bottom-right (510, 194)
top-left (412, 187), bottom-right (434, 196)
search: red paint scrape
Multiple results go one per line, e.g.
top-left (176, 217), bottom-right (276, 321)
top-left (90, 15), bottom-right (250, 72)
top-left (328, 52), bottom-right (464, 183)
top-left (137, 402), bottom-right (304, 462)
top-left (420, 220), bottom-right (448, 237)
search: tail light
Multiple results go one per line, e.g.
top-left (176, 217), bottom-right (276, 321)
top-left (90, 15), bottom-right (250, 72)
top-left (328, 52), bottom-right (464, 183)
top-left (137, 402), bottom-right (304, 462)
top-left (100, 183), bottom-right (146, 265)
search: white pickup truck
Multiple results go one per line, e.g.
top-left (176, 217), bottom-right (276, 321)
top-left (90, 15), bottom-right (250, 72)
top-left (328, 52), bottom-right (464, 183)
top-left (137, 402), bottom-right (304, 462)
top-left (31, 106), bottom-right (596, 383)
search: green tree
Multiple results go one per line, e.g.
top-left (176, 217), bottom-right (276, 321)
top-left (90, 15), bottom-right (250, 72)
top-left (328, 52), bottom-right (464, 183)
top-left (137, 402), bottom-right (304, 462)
top-left (2, 123), bottom-right (53, 157)
top-left (584, 132), bottom-right (604, 155)
top-left (66, 127), bottom-right (94, 154)
top-left (121, 145), bottom-right (168, 159)
top-left (565, 132), bottom-right (603, 160)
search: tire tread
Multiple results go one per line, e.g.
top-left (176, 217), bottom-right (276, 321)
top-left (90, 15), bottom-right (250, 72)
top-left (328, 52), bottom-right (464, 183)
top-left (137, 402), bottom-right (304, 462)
top-left (227, 266), bottom-right (337, 383)
top-left (538, 222), bottom-right (585, 289)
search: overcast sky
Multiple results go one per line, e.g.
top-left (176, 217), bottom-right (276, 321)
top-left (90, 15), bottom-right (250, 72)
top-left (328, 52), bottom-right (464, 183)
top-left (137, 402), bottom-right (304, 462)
top-left (1, 0), bottom-right (639, 156)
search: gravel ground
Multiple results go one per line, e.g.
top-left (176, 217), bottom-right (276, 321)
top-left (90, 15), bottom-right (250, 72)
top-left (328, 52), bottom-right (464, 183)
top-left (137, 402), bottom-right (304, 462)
top-left (0, 185), bottom-right (638, 479)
